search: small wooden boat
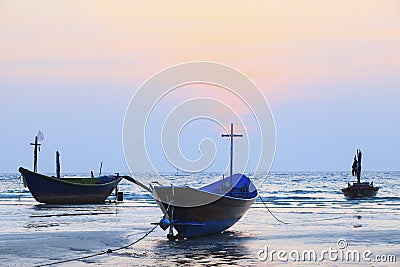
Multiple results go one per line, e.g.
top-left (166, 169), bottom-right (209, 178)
top-left (128, 123), bottom-right (258, 240)
top-left (152, 173), bottom-right (257, 239)
top-left (342, 182), bottom-right (379, 199)
top-left (342, 149), bottom-right (379, 199)
top-left (19, 132), bottom-right (122, 204)
top-left (19, 167), bottom-right (122, 204)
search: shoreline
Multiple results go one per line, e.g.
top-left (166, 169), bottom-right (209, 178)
top-left (1, 198), bottom-right (399, 266)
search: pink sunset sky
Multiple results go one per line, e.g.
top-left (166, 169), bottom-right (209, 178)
top-left (0, 1), bottom-right (399, 173)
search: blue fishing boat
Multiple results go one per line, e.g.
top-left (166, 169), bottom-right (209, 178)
top-left (129, 123), bottom-right (259, 240)
top-left (19, 132), bottom-right (122, 204)
top-left (19, 167), bottom-right (122, 204)
top-left (152, 173), bottom-right (257, 239)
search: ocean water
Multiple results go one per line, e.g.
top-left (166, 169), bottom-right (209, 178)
top-left (0, 171), bottom-right (399, 266)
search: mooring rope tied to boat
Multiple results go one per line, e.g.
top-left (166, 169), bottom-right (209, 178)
top-left (30, 212), bottom-right (115, 218)
top-left (258, 195), bottom-right (289, 225)
top-left (0, 176), bottom-right (21, 194)
top-left (33, 224), bottom-right (158, 267)
top-left (258, 194), bottom-right (344, 225)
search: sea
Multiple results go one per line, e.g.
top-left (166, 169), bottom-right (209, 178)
top-left (0, 171), bottom-right (399, 266)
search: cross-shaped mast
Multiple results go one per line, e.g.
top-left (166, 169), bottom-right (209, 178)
top-left (30, 136), bottom-right (41, 173)
top-left (221, 123), bottom-right (243, 185)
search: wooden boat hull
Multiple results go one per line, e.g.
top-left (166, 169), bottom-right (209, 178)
top-left (19, 167), bottom-right (122, 204)
top-left (152, 174), bottom-right (257, 238)
top-left (342, 182), bottom-right (379, 199)
top-left (159, 193), bottom-right (255, 238)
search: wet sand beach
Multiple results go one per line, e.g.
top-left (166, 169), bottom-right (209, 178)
top-left (0, 172), bottom-right (399, 266)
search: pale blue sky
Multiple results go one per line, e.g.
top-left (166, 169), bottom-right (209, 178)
top-left (1, 1), bottom-right (399, 173)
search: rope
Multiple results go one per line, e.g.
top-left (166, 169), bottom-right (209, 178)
top-left (0, 176), bottom-right (21, 193)
top-left (33, 224), bottom-right (158, 267)
top-left (258, 194), bottom-right (344, 225)
top-left (258, 195), bottom-right (289, 225)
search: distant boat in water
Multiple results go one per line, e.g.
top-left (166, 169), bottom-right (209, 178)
top-left (174, 168), bottom-right (188, 177)
top-left (342, 181), bottom-right (379, 199)
top-left (342, 149), bottom-right (379, 199)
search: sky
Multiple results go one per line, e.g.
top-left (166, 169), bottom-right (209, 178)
top-left (0, 0), bottom-right (399, 173)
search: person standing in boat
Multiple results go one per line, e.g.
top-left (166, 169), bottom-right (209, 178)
top-left (352, 156), bottom-right (357, 176)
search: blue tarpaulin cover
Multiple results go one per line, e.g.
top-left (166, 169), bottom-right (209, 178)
top-left (226, 175), bottom-right (258, 199)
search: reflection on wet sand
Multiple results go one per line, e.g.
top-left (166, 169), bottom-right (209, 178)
top-left (1, 171), bottom-right (399, 266)
top-left (151, 231), bottom-right (256, 266)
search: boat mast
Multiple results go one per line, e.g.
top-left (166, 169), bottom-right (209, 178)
top-left (30, 136), bottom-right (41, 173)
top-left (56, 151), bottom-right (61, 178)
top-left (357, 149), bottom-right (362, 183)
top-left (222, 123), bottom-right (243, 186)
